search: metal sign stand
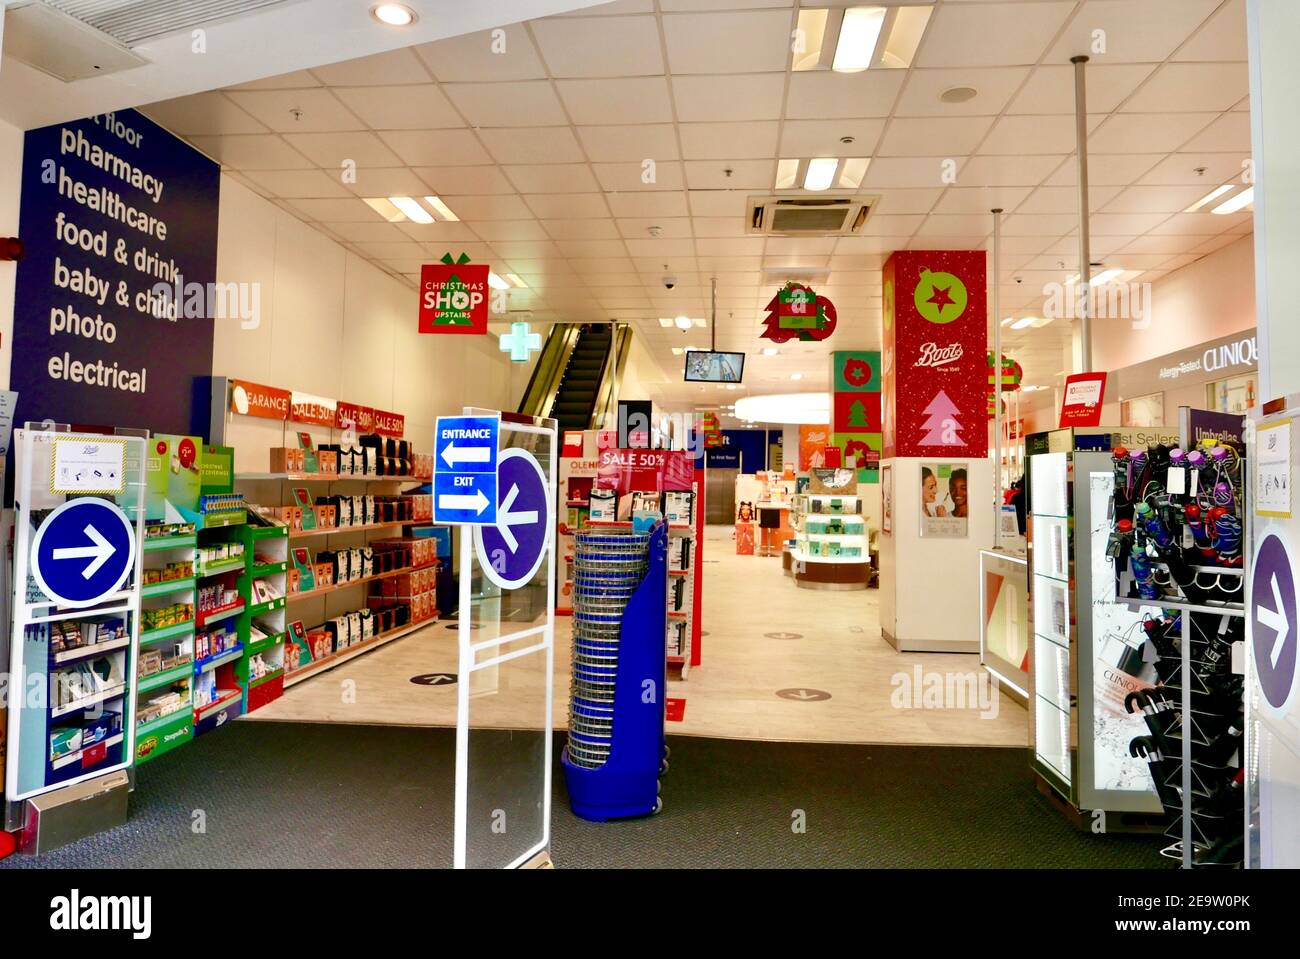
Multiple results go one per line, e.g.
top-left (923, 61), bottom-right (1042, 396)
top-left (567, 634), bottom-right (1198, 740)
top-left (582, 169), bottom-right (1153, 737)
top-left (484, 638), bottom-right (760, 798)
top-left (451, 408), bottom-right (557, 869)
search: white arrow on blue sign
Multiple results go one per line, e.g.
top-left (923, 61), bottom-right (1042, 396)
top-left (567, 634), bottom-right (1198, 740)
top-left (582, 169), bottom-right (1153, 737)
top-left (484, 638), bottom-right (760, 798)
top-left (434, 414), bottom-right (500, 525)
top-left (31, 498), bottom-right (137, 607)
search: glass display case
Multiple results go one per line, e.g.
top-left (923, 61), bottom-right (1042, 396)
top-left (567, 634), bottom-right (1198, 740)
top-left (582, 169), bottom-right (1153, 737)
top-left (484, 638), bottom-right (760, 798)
top-left (787, 493), bottom-right (872, 590)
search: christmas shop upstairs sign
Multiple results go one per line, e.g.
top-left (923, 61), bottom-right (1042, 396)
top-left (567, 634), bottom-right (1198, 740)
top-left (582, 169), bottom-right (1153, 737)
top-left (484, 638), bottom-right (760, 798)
top-left (882, 251), bottom-right (988, 459)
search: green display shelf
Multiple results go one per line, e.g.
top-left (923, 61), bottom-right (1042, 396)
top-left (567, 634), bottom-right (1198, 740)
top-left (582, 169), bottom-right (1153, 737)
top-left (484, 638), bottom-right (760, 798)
top-left (134, 710), bottom-right (193, 764)
top-left (246, 632), bottom-right (285, 657)
top-left (142, 577), bottom-right (196, 599)
top-left (247, 598), bottom-right (286, 618)
top-left (199, 510), bottom-right (246, 530)
top-left (138, 661), bottom-right (193, 693)
top-left (140, 621), bottom-right (195, 647)
top-left (196, 556), bottom-right (247, 578)
top-left (250, 561), bottom-right (288, 577)
top-left (144, 533), bottom-right (197, 552)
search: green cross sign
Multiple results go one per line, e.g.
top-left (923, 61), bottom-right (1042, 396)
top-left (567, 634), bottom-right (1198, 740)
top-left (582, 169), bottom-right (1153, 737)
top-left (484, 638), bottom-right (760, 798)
top-left (499, 321), bottom-right (541, 362)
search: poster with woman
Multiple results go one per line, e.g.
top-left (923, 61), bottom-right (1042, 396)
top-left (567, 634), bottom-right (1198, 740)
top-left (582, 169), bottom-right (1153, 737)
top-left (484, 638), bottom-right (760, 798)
top-left (920, 462), bottom-right (968, 538)
top-left (882, 464), bottom-right (893, 534)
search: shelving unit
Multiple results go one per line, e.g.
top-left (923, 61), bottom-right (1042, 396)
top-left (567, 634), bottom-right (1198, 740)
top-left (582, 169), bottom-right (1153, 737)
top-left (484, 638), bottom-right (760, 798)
top-left (237, 522), bottom-right (290, 711)
top-left (135, 529), bottom-right (197, 765)
top-left (788, 493), bottom-right (872, 590)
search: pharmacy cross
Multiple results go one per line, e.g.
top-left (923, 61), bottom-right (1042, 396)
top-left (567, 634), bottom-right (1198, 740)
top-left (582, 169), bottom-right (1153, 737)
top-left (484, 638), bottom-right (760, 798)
top-left (499, 321), bottom-right (542, 362)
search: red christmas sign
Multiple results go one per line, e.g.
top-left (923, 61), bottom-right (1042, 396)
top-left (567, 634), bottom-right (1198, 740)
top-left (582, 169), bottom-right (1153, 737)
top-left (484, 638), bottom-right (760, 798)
top-left (760, 282), bottom-right (837, 343)
top-left (418, 253), bottom-right (489, 335)
top-left (1059, 372), bottom-right (1107, 427)
top-left (882, 250), bottom-right (988, 458)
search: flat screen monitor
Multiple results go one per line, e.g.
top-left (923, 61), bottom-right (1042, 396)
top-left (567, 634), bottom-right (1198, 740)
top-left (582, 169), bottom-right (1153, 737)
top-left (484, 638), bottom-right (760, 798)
top-left (684, 350), bottom-right (745, 384)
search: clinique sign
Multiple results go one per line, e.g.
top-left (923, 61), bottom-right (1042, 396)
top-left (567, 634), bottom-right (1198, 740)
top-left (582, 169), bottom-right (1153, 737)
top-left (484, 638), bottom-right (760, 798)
top-left (1158, 336), bottom-right (1257, 381)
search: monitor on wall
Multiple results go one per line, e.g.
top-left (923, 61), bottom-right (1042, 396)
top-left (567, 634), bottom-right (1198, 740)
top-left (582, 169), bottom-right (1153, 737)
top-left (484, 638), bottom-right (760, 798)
top-left (684, 350), bottom-right (745, 384)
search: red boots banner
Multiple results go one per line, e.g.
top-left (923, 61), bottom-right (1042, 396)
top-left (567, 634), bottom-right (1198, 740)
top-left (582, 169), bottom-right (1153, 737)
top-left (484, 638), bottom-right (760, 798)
top-left (883, 250), bottom-right (988, 459)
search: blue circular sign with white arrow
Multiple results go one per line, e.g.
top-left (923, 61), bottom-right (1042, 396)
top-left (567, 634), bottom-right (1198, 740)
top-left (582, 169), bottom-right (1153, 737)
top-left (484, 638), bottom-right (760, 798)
top-left (31, 498), bottom-right (137, 607)
top-left (476, 448), bottom-right (551, 590)
top-left (1252, 531), bottom-right (1298, 714)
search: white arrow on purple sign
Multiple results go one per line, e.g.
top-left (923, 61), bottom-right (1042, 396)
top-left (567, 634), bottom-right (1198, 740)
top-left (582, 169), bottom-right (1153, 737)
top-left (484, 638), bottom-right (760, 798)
top-left (1252, 532), bottom-right (1299, 713)
top-left (475, 448), bottom-right (552, 590)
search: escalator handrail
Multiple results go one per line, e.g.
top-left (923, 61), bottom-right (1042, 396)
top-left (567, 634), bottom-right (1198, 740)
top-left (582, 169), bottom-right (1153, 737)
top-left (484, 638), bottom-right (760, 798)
top-left (518, 323), bottom-right (581, 418)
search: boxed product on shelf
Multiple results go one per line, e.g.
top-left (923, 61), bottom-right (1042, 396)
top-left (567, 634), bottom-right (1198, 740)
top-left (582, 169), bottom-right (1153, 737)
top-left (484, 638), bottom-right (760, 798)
top-left (50, 725), bottom-right (82, 761)
top-left (663, 491), bottom-right (695, 526)
top-left (53, 655), bottom-right (125, 707)
top-left (314, 562), bottom-right (335, 588)
top-left (373, 537), bottom-right (436, 569)
top-left (375, 566), bottom-right (437, 598)
top-left (198, 582), bottom-right (240, 613)
top-left (138, 691), bottom-right (187, 725)
top-left (269, 447), bottom-right (306, 474)
top-left (82, 710), bottom-right (122, 748)
top-left (194, 626), bottom-right (239, 661)
top-left (141, 602), bottom-right (194, 631)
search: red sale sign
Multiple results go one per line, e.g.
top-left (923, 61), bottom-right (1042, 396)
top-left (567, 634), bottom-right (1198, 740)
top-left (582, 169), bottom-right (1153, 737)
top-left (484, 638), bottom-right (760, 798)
top-left (596, 449), bottom-right (693, 494)
top-left (1059, 372), bottom-right (1107, 427)
top-left (418, 261), bottom-right (489, 335)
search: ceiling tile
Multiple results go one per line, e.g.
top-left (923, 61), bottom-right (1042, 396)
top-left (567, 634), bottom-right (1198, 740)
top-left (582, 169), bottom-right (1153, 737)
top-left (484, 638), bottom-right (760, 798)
top-left (862, 156), bottom-right (966, 189)
top-left (569, 258), bottom-right (639, 274)
top-left (414, 165), bottom-right (516, 195)
top-left (479, 127), bottom-right (586, 164)
top-left (415, 25), bottom-right (546, 82)
top-left (578, 124), bottom-right (680, 162)
top-left (310, 48), bottom-right (431, 87)
top-left (1116, 234), bottom-right (1216, 256)
top-left (1090, 212), bottom-right (1173, 235)
top-left (1101, 184), bottom-right (1219, 214)
top-left (895, 67), bottom-right (1030, 117)
top-left (488, 241), bottom-right (562, 259)
top-left (618, 218), bottom-right (693, 239)
top-left (919, 2), bottom-right (1074, 68)
top-left (541, 219), bottom-right (621, 240)
top-left (691, 217), bottom-right (749, 237)
top-left (226, 88), bottom-right (363, 132)
top-left (531, 15), bottom-right (665, 77)
top-left (1001, 213), bottom-right (1077, 236)
top-left (624, 237), bottom-right (697, 258)
top-left (683, 160), bottom-right (773, 190)
top-left (933, 186), bottom-right (1034, 215)
top-left (555, 77), bottom-right (675, 124)
top-left (281, 131), bottom-right (401, 168)
top-left (1148, 211), bottom-right (1252, 235)
top-left (142, 93), bottom-right (267, 136)
top-left (440, 194), bottom-right (534, 220)
top-left (785, 71), bottom-right (906, 120)
top-left (321, 220), bottom-right (412, 244)
top-left (679, 121), bottom-right (779, 159)
top-left (606, 192), bottom-right (691, 217)
top-left (226, 70), bottom-right (319, 91)
top-left (1047, 0), bottom-right (1222, 64)
top-left (1007, 64), bottom-right (1157, 115)
top-left (1088, 114), bottom-right (1218, 153)
top-left (695, 237), bottom-right (764, 256)
top-left (870, 189), bottom-right (944, 215)
top-left (662, 10), bottom-right (793, 74)
top-left (443, 81), bottom-right (568, 127)
top-left (671, 73), bottom-right (786, 122)
top-left (687, 190), bottom-right (751, 217)
top-left (523, 193), bottom-right (611, 218)
top-left (187, 134), bottom-right (310, 170)
top-left (779, 119), bottom-right (884, 158)
top-left (241, 169), bottom-right (352, 198)
top-left (286, 197), bottom-right (387, 222)
top-left (1043, 154), bottom-right (1161, 186)
top-left (593, 161), bottom-right (684, 191)
top-left (876, 117), bottom-right (993, 157)
top-left (1180, 112), bottom-right (1252, 153)
top-left (1137, 153), bottom-right (1250, 186)
top-left (1012, 184), bottom-right (1121, 214)
top-left (561, 239), bottom-right (636, 258)
top-left (504, 164), bottom-right (600, 193)
top-left (960, 155), bottom-right (1066, 188)
top-left (345, 167), bottom-right (437, 197)
top-left (861, 214), bottom-right (926, 237)
top-left (471, 220), bottom-right (553, 242)
top-left (332, 85), bottom-right (463, 130)
top-left (1173, 0), bottom-right (1248, 62)
top-left (378, 129), bottom-right (492, 166)
top-left (1121, 63), bottom-right (1249, 114)
top-left (981, 115), bottom-right (1102, 156)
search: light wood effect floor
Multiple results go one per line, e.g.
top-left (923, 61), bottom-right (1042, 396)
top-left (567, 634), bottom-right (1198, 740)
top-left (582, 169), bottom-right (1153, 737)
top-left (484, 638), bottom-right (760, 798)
top-left (249, 526), bottom-right (1029, 747)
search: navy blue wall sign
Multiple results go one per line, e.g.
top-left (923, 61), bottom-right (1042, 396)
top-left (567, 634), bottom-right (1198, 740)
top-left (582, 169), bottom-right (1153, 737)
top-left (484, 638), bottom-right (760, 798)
top-left (11, 109), bottom-right (220, 436)
top-left (705, 429), bottom-right (768, 473)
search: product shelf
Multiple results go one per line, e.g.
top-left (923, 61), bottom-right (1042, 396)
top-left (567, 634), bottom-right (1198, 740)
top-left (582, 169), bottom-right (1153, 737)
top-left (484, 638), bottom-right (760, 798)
top-left (286, 561), bottom-right (438, 602)
top-left (51, 637), bottom-right (131, 665)
top-left (194, 687), bottom-right (242, 721)
top-left (249, 561), bottom-right (288, 577)
top-left (288, 521), bottom-right (406, 540)
top-left (194, 645), bottom-right (244, 673)
top-left (284, 619), bottom-right (434, 687)
top-left (135, 709), bottom-right (189, 738)
top-left (51, 733), bottom-right (125, 772)
top-left (198, 511), bottom-right (246, 530)
top-left (196, 600), bottom-right (245, 627)
top-left (142, 577), bottom-right (196, 599)
top-left (143, 533), bottom-right (197, 552)
top-left (249, 669), bottom-right (285, 690)
top-left (140, 621), bottom-right (195, 647)
top-left (246, 631), bottom-right (286, 657)
top-left (51, 684), bottom-right (128, 719)
top-left (196, 556), bottom-right (247, 579)
top-left (247, 597), bottom-right (286, 617)
top-left (138, 661), bottom-right (194, 693)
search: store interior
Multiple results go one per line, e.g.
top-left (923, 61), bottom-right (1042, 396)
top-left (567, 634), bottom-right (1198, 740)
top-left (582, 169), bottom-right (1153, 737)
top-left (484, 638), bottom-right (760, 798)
top-left (0, 0), bottom-right (1291, 871)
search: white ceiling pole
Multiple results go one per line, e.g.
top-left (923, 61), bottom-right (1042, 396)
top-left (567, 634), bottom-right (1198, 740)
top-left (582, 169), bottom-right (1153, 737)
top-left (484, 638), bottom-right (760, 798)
top-left (1071, 54), bottom-right (1093, 374)
top-left (991, 207), bottom-right (1003, 551)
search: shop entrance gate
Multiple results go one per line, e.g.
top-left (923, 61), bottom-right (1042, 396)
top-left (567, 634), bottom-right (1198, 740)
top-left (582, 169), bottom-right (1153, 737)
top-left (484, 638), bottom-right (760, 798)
top-left (449, 409), bottom-right (557, 869)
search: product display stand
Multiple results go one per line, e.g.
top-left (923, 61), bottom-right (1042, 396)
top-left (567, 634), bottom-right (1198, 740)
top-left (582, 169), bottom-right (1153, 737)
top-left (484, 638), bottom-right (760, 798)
top-left (562, 523), bottom-right (667, 821)
top-left (191, 476), bottom-right (248, 736)
top-left (1109, 413), bottom-right (1247, 868)
top-left (788, 493), bottom-right (872, 590)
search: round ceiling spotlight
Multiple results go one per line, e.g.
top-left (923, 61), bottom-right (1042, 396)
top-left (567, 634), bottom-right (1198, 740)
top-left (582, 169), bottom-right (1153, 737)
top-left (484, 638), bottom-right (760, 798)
top-left (939, 86), bottom-right (978, 104)
top-left (371, 3), bottom-right (417, 26)
top-left (674, 315), bottom-right (692, 331)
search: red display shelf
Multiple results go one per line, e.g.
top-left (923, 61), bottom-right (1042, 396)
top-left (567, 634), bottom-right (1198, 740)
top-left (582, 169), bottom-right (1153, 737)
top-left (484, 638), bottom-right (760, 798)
top-left (196, 600), bottom-right (244, 628)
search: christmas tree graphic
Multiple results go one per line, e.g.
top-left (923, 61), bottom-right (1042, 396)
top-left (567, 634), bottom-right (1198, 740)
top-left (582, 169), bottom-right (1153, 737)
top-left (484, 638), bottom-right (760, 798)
top-left (848, 398), bottom-right (871, 429)
top-left (918, 390), bottom-right (964, 446)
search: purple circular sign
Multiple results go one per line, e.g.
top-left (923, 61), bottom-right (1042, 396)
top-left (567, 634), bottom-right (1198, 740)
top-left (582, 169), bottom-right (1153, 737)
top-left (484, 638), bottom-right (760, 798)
top-left (1252, 532), bottom-right (1298, 712)
top-left (475, 449), bottom-right (551, 590)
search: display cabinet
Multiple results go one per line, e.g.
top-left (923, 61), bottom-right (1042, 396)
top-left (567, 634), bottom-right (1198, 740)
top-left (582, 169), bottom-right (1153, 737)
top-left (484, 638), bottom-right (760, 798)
top-left (787, 493), bottom-right (872, 590)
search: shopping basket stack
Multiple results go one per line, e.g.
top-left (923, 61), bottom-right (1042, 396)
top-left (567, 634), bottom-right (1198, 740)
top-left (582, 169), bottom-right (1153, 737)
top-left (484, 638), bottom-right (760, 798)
top-left (562, 522), bottom-right (668, 820)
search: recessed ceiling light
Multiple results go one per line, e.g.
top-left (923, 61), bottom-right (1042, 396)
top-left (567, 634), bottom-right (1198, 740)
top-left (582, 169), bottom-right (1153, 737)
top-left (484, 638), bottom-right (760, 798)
top-left (1089, 268), bottom-right (1124, 286)
top-left (423, 195), bottom-right (458, 221)
top-left (505, 273), bottom-right (527, 289)
top-left (792, 8), bottom-right (830, 71)
top-left (388, 196), bottom-right (432, 224)
top-left (1184, 184), bottom-right (1235, 213)
top-left (832, 6), bottom-right (886, 74)
top-left (791, 372), bottom-right (804, 381)
top-left (775, 158), bottom-right (800, 189)
top-left (804, 157), bottom-right (838, 191)
top-left (838, 157), bottom-right (870, 189)
top-left (940, 86), bottom-right (978, 104)
top-left (488, 273), bottom-right (509, 291)
top-left (880, 5), bottom-right (933, 69)
top-left (1010, 317), bottom-right (1036, 330)
top-left (1000, 317), bottom-right (1016, 327)
top-left (762, 347), bottom-right (779, 356)
top-left (674, 315), bottom-right (693, 330)
top-left (363, 197), bottom-right (404, 223)
top-left (1211, 186), bottom-right (1254, 215)
top-left (658, 317), bottom-right (674, 328)
top-left (371, 3), bottom-right (416, 27)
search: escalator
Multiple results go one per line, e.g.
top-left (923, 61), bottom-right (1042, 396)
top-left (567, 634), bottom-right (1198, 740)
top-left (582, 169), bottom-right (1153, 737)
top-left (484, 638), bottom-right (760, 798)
top-left (518, 322), bottom-right (632, 430)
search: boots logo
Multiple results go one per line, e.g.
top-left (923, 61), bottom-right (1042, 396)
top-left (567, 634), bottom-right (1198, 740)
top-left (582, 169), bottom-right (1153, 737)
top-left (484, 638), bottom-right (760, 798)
top-left (914, 342), bottom-right (964, 368)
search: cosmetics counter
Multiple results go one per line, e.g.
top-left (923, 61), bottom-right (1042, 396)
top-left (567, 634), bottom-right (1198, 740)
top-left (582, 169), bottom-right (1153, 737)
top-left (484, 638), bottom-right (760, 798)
top-left (1027, 416), bottom-right (1249, 865)
top-left (787, 492), bottom-right (873, 590)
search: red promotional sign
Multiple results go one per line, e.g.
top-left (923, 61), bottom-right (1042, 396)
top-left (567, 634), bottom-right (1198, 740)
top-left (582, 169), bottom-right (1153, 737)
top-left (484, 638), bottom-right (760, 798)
top-left (289, 391), bottom-right (337, 428)
top-left (882, 250), bottom-right (988, 459)
top-left (418, 261), bottom-right (490, 335)
top-left (596, 449), bottom-right (693, 494)
top-left (335, 402), bottom-right (374, 434)
top-left (230, 380), bottom-right (290, 420)
top-left (1059, 372), bottom-right (1108, 427)
top-left (373, 409), bottom-right (406, 438)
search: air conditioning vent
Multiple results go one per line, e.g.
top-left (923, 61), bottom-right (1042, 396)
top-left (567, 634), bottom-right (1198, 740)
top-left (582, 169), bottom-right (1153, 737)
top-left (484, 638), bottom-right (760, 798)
top-left (41, 0), bottom-right (297, 46)
top-left (747, 194), bottom-right (878, 236)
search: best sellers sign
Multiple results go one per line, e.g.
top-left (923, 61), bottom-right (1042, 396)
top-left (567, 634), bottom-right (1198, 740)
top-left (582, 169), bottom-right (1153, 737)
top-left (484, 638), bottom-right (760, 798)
top-left (418, 254), bottom-right (488, 335)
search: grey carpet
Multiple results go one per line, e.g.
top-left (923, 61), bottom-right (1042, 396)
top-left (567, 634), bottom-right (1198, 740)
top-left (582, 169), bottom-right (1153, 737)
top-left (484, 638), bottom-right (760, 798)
top-left (1, 722), bottom-right (1166, 869)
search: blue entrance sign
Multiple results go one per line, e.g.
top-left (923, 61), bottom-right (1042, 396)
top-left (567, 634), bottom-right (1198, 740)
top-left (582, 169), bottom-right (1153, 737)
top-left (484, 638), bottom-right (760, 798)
top-left (31, 498), bottom-right (137, 606)
top-left (434, 415), bottom-right (500, 525)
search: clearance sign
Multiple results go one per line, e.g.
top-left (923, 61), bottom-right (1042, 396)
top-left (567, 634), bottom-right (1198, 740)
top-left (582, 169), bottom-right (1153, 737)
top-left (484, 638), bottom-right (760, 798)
top-left (419, 253), bottom-right (489, 335)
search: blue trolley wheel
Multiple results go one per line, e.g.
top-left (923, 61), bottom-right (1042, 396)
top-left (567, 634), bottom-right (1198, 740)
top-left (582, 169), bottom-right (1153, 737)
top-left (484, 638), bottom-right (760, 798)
top-left (652, 796), bottom-right (663, 815)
